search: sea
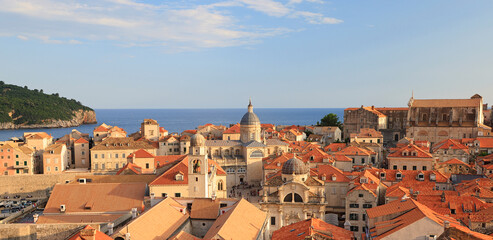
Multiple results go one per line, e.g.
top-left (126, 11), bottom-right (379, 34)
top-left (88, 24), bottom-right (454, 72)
top-left (0, 108), bottom-right (345, 141)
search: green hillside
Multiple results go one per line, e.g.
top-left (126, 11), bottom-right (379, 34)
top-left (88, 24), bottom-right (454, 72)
top-left (0, 82), bottom-right (93, 125)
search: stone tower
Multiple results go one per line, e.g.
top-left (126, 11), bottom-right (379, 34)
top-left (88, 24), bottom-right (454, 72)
top-left (240, 99), bottom-right (261, 143)
top-left (188, 133), bottom-right (209, 198)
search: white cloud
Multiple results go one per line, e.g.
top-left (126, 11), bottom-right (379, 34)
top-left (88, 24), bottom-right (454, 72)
top-left (291, 11), bottom-right (342, 24)
top-left (0, 0), bottom-right (341, 50)
top-left (17, 35), bottom-right (28, 40)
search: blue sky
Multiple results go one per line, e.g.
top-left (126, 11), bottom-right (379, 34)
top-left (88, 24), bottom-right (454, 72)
top-left (0, 0), bottom-right (492, 109)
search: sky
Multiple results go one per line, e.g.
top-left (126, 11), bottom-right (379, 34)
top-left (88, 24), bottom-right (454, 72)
top-left (0, 0), bottom-right (492, 109)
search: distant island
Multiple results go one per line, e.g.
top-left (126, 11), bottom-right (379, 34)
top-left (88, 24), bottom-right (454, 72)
top-left (0, 82), bottom-right (96, 129)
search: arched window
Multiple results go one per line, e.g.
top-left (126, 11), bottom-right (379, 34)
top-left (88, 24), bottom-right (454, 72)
top-left (192, 159), bottom-right (201, 173)
top-left (218, 180), bottom-right (224, 190)
top-left (283, 193), bottom-right (303, 203)
top-left (250, 150), bottom-right (264, 158)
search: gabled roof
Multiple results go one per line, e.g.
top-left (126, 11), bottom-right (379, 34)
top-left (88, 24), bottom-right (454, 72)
top-left (432, 139), bottom-right (469, 153)
top-left (155, 155), bottom-right (187, 168)
top-left (439, 158), bottom-right (470, 167)
top-left (150, 157), bottom-right (189, 186)
top-left (351, 128), bottom-right (383, 138)
top-left (335, 145), bottom-right (375, 156)
top-left (68, 225), bottom-right (113, 240)
top-left (411, 98), bottom-right (482, 108)
top-left (476, 138), bottom-right (493, 148)
top-left (190, 198), bottom-right (221, 219)
top-left (456, 178), bottom-right (493, 199)
top-left (44, 183), bottom-right (146, 214)
top-left (272, 218), bottom-right (354, 240)
top-left (313, 165), bottom-right (350, 183)
top-left (113, 197), bottom-right (189, 240)
top-left (91, 137), bottom-right (155, 150)
top-left (223, 124), bottom-right (240, 134)
top-left (367, 199), bottom-right (462, 240)
top-left (116, 162), bottom-right (142, 175)
top-left (388, 143), bottom-right (433, 158)
top-left (203, 199), bottom-right (267, 240)
top-left (74, 138), bottom-right (89, 144)
top-left (132, 149), bottom-right (155, 158)
top-left (25, 132), bottom-right (52, 139)
top-left (324, 143), bottom-right (347, 152)
top-left (469, 206), bottom-right (493, 223)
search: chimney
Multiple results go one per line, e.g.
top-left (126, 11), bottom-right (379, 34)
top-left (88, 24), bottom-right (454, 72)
top-left (107, 223), bottom-right (114, 235)
top-left (80, 228), bottom-right (96, 240)
top-left (444, 220), bottom-right (450, 231)
top-left (372, 106), bottom-right (375, 110)
top-left (131, 208), bottom-right (137, 219)
top-left (150, 192), bottom-right (155, 200)
top-left (33, 214), bottom-right (39, 223)
top-left (60, 204), bottom-right (66, 213)
top-left (125, 233), bottom-right (131, 240)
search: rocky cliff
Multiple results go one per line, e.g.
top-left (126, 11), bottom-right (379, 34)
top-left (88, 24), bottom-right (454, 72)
top-left (0, 109), bottom-right (97, 129)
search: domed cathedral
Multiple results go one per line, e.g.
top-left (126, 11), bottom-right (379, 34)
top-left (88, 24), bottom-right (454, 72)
top-left (240, 99), bottom-right (261, 143)
top-left (259, 156), bottom-right (327, 236)
top-left (189, 100), bottom-right (289, 189)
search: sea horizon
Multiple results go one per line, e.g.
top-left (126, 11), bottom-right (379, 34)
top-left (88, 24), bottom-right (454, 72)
top-left (0, 108), bottom-right (345, 141)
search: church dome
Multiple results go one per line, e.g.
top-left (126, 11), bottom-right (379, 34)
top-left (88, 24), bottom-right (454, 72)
top-left (240, 100), bottom-right (260, 126)
top-left (282, 157), bottom-right (308, 175)
top-left (191, 133), bottom-right (206, 147)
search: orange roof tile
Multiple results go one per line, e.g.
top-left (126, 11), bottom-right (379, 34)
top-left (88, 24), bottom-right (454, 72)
top-left (132, 149), bottom-right (155, 158)
top-left (74, 138), bottom-right (89, 144)
top-left (116, 162), bottom-right (142, 175)
top-left (388, 143), bottom-right (433, 158)
top-left (68, 225), bottom-right (113, 240)
top-left (272, 218), bottom-right (354, 240)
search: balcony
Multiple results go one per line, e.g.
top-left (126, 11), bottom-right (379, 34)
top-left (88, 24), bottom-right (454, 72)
top-left (13, 164), bottom-right (28, 169)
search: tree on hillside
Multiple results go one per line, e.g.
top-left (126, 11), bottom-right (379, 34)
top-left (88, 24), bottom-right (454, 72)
top-left (317, 113), bottom-right (342, 128)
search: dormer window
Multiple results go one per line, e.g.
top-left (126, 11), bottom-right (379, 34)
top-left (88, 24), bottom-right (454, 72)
top-left (175, 173), bottom-right (184, 181)
top-left (403, 151), bottom-right (408, 156)
top-left (310, 156), bottom-right (314, 161)
top-left (418, 173), bottom-right (424, 181)
top-left (332, 175), bottom-right (337, 181)
top-left (321, 175), bottom-right (326, 181)
top-left (430, 173), bottom-right (436, 181)
top-left (412, 151), bottom-right (417, 156)
top-left (360, 178), bottom-right (368, 184)
top-left (380, 172), bottom-right (386, 179)
top-left (396, 173), bottom-right (402, 180)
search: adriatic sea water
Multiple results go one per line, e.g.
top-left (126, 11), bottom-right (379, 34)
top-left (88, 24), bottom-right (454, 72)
top-left (0, 108), bottom-right (344, 141)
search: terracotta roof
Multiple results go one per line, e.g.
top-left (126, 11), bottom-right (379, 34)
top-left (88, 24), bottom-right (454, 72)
top-left (476, 138), bottom-right (493, 149)
top-left (132, 149), bottom-right (155, 158)
top-left (69, 175), bottom-right (157, 184)
top-left (388, 143), bottom-right (433, 158)
top-left (190, 198), bottom-right (221, 219)
top-left (150, 157), bottom-right (189, 186)
top-left (44, 143), bottom-right (65, 154)
top-left (113, 197), bottom-right (189, 240)
top-left (367, 199), bottom-right (462, 240)
top-left (116, 162), bottom-right (142, 175)
top-left (74, 138), bottom-right (89, 144)
top-left (272, 218), bottom-right (354, 240)
top-left (469, 206), bottom-right (493, 223)
top-left (313, 165), bottom-right (350, 183)
top-left (37, 214), bottom-right (123, 224)
top-left (94, 124), bottom-right (110, 132)
top-left (159, 127), bottom-right (168, 133)
top-left (155, 155), bottom-right (188, 168)
top-left (351, 128), bottom-right (383, 138)
top-left (324, 143), bottom-right (347, 152)
top-left (67, 225), bottom-right (113, 240)
top-left (208, 159), bottom-right (227, 175)
top-left (439, 158), bottom-right (470, 167)
top-left (456, 178), bottom-right (493, 199)
top-left (432, 139), bottom-right (469, 153)
top-left (91, 137), bottom-right (155, 150)
top-left (44, 183), bottom-right (146, 214)
top-left (169, 231), bottom-right (197, 240)
top-left (25, 132), bottom-right (52, 139)
top-left (223, 124), bottom-right (241, 134)
top-left (411, 98), bottom-right (482, 108)
top-left (203, 199), bottom-right (267, 240)
top-left (335, 146), bottom-right (375, 156)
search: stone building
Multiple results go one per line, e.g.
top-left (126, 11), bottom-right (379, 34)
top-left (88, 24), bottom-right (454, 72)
top-left (344, 107), bottom-right (408, 146)
top-left (42, 143), bottom-right (68, 174)
top-left (0, 142), bottom-right (35, 175)
top-left (406, 94), bottom-right (492, 143)
top-left (141, 119), bottom-right (160, 141)
top-left (90, 137), bottom-right (156, 173)
top-left (260, 157), bottom-right (327, 237)
top-left (199, 101), bottom-right (289, 186)
top-left (387, 143), bottom-right (435, 171)
top-left (431, 138), bottom-right (470, 163)
top-left (74, 138), bottom-right (90, 169)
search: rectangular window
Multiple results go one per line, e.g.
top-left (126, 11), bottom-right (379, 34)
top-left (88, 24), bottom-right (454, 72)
top-left (16, 155), bottom-right (19, 158)
top-left (16, 169), bottom-right (19, 174)
top-left (361, 158), bottom-right (365, 164)
top-left (47, 166), bottom-right (51, 172)
top-left (102, 163), bottom-right (105, 170)
top-left (349, 203), bottom-right (359, 208)
top-left (403, 165), bottom-right (407, 170)
top-left (271, 217), bottom-right (276, 225)
top-left (82, 151), bottom-right (85, 155)
top-left (175, 193), bottom-right (181, 197)
top-left (162, 193), bottom-right (168, 198)
top-left (363, 214), bottom-right (366, 221)
top-left (94, 163), bottom-right (98, 170)
top-left (350, 226), bottom-right (359, 232)
top-left (16, 161), bottom-right (19, 165)
top-left (102, 154), bottom-right (105, 159)
top-left (122, 153), bottom-right (125, 158)
top-left (115, 163), bottom-right (119, 169)
top-left (24, 161), bottom-right (27, 166)
top-left (359, 194), bottom-right (364, 198)
top-left (363, 203), bottom-right (373, 208)
top-left (94, 154), bottom-right (98, 159)
top-left (349, 213), bottom-right (359, 220)
top-left (115, 154), bottom-right (119, 158)
top-left (393, 165), bottom-right (397, 170)
top-left (413, 166), bottom-right (417, 170)
top-left (55, 167), bottom-right (58, 171)
top-left (422, 166), bottom-right (427, 170)
top-left (3, 163), bottom-right (7, 167)
top-left (146, 163), bottom-right (150, 169)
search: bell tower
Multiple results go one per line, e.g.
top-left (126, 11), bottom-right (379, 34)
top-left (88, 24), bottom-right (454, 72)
top-left (189, 133), bottom-right (209, 198)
